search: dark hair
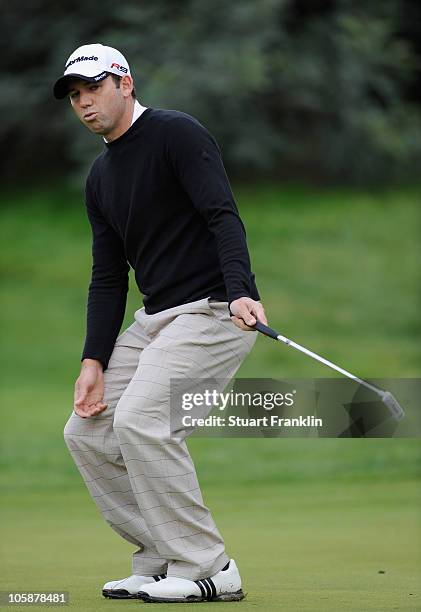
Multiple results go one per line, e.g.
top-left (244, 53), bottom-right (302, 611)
top-left (109, 73), bottom-right (136, 99)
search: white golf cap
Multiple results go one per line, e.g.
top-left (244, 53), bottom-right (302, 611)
top-left (53, 43), bottom-right (131, 99)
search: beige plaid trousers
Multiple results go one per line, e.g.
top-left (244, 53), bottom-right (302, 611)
top-left (63, 297), bottom-right (256, 580)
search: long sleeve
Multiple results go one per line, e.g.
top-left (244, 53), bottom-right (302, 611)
top-left (81, 177), bottom-right (129, 370)
top-left (166, 116), bottom-right (259, 305)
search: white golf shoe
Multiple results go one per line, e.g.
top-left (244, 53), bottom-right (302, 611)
top-left (102, 573), bottom-right (167, 599)
top-left (137, 559), bottom-right (244, 603)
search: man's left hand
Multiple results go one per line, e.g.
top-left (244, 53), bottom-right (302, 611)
top-left (229, 297), bottom-right (268, 331)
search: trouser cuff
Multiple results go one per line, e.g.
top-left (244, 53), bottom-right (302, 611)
top-left (166, 552), bottom-right (230, 581)
top-left (132, 556), bottom-right (168, 576)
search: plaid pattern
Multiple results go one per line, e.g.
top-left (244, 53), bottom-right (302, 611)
top-left (64, 298), bottom-right (256, 580)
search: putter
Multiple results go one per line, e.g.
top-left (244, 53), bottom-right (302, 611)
top-left (253, 320), bottom-right (405, 421)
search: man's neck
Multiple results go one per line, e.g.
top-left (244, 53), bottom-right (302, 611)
top-left (104, 100), bottom-right (148, 143)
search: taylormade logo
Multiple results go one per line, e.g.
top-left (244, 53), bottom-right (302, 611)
top-left (65, 55), bottom-right (98, 69)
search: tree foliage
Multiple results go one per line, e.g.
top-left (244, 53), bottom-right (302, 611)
top-left (1, 0), bottom-right (420, 184)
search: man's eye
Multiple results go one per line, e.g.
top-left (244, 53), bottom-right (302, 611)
top-left (90, 85), bottom-right (99, 91)
top-left (69, 92), bottom-right (79, 100)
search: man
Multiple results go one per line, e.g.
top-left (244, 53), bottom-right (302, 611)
top-left (55, 43), bottom-right (266, 604)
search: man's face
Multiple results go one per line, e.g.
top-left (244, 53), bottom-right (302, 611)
top-left (68, 76), bottom-right (127, 136)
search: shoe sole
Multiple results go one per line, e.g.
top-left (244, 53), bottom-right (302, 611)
top-left (102, 589), bottom-right (137, 599)
top-left (137, 589), bottom-right (245, 603)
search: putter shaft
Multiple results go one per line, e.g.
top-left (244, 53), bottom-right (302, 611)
top-left (254, 320), bottom-right (405, 420)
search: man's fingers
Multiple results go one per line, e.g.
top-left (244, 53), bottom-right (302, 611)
top-left (74, 386), bottom-right (89, 406)
top-left (88, 402), bottom-right (108, 417)
top-left (74, 404), bottom-right (89, 417)
top-left (244, 312), bottom-right (257, 326)
top-left (253, 303), bottom-right (268, 326)
top-left (230, 315), bottom-right (255, 331)
top-left (232, 308), bottom-right (266, 328)
top-left (75, 392), bottom-right (103, 407)
top-left (230, 298), bottom-right (268, 329)
top-left (236, 308), bottom-right (256, 327)
top-left (230, 299), bottom-right (268, 331)
top-left (74, 401), bottom-right (108, 418)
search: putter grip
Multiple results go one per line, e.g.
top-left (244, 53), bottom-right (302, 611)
top-left (254, 320), bottom-right (279, 340)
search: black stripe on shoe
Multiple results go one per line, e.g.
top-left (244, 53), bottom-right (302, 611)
top-left (205, 577), bottom-right (217, 599)
top-left (199, 578), bottom-right (213, 601)
top-left (152, 574), bottom-right (167, 582)
top-left (195, 580), bottom-right (206, 599)
top-left (202, 579), bottom-right (212, 601)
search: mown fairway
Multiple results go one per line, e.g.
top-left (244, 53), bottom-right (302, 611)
top-left (1, 185), bottom-right (420, 610)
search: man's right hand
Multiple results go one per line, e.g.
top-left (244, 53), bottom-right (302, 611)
top-left (74, 359), bottom-right (108, 418)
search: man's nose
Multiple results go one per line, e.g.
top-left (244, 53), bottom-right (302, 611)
top-left (80, 93), bottom-right (93, 108)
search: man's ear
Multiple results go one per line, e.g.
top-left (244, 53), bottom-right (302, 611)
top-left (120, 75), bottom-right (134, 99)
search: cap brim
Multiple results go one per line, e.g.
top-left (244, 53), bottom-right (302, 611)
top-left (53, 71), bottom-right (109, 99)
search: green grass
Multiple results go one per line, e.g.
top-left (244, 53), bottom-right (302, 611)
top-left (2, 480), bottom-right (420, 611)
top-left (0, 185), bottom-right (420, 610)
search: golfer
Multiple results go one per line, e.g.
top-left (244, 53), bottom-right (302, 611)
top-left (55, 43), bottom-right (266, 604)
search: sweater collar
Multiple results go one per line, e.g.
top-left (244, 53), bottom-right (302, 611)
top-left (103, 100), bottom-right (148, 144)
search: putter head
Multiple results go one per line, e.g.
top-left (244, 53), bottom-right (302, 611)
top-left (382, 391), bottom-right (405, 421)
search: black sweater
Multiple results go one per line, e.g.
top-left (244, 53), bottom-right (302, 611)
top-left (82, 107), bottom-right (260, 369)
